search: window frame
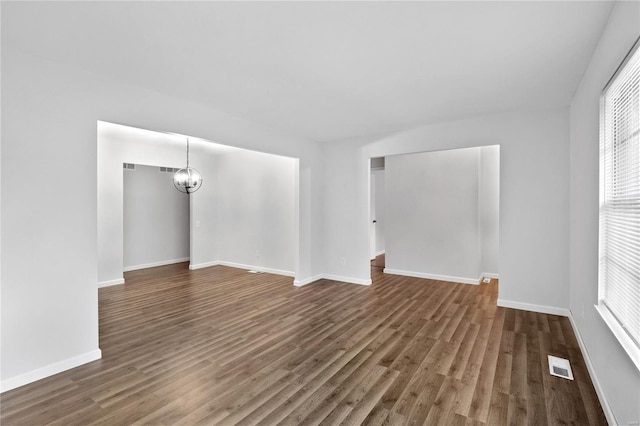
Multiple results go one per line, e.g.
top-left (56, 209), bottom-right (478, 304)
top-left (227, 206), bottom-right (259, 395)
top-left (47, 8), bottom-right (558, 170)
top-left (597, 36), bottom-right (640, 372)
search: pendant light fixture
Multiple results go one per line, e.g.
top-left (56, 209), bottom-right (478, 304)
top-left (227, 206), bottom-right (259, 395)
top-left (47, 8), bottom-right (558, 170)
top-left (173, 138), bottom-right (202, 194)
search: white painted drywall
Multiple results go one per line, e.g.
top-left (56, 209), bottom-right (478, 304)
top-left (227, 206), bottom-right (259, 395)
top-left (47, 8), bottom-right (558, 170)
top-left (214, 149), bottom-right (296, 274)
top-left (385, 147), bottom-right (481, 281)
top-left (373, 169), bottom-right (385, 255)
top-left (1, 47), bottom-right (322, 390)
top-left (123, 164), bottom-right (190, 270)
top-left (322, 139), bottom-right (371, 283)
top-left (479, 145), bottom-right (500, 275)
top-left (569, 1), bottom-right (640, 424)
top-left (323, 107), bottom-right (569, 310)
top-left (189, 152), bottom-right (220, 269)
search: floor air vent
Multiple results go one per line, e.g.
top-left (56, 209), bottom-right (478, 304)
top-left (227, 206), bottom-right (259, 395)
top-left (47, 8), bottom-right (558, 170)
top-left (548, 355), bottom-right (574, 380)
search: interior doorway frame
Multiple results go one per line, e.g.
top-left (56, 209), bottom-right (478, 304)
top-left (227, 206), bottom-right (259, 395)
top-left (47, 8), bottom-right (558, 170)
top-left (365, 145), bottom-right (500, 286)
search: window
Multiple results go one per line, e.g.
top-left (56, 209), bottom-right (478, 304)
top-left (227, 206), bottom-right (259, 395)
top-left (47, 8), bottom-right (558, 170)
top-left (598, 37), bottom-right (640, 371)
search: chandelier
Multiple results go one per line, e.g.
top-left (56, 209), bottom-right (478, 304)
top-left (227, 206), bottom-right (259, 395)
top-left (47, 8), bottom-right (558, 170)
top-left (173, 138), bottom-right (202, 194)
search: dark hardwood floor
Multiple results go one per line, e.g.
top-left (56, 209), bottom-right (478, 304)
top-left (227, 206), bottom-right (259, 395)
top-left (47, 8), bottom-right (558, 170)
top-left (0, 258), bottom-right (606, 425)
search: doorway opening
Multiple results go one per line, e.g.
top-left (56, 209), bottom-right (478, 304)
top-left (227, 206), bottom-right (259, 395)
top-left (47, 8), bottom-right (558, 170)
top-left (123, 163), bottom-right (191, 273)
top-left (98, 121), bottom-right (299, 288)
top-left (370, 157), bottom-right (386, 272)
top-left (368, 145), bottom-right (500, 285)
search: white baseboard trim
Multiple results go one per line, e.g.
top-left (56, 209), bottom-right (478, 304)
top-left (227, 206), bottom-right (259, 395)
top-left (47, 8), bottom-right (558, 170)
top-left (567, 312), bottom-right (617, 426)
top-left (98, 278), bottom-right (125, 288)
top-left (294, 274), bottom-right (325, 287)
top-left (0, 349), bottom-right (102, 393)
top-left (123, 257), bottom-right (189, 272)
top-left (481, 272), bottom-right (500, 280)
top-left (375, 250), bottom-right (386, 256)
top-left (189, 260), bottom-right (294, 277)
top-left (497, 299), bottom-right (570, 317)
top-left (189, 260), bottom-right (219, 270)
top-left (383, 268), bottom-right (480, 285)
top-left (322, 274), bottom-right (372, 286)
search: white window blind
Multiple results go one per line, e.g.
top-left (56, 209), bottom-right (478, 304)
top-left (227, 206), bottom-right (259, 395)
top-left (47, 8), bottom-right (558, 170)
top-left (599, 38), bottom-right (640, 370)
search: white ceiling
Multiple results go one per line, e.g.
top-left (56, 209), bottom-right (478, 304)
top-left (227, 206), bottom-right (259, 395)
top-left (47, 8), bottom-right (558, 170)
top-left (3, 1), bottom-right (614, 143)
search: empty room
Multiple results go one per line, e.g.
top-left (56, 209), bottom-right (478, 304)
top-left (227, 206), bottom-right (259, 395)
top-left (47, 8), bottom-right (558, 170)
top-left (1, 1), bottom-right (639, 425)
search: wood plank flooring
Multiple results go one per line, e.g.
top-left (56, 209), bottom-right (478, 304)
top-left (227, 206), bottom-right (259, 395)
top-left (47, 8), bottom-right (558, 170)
top-left (0, 259), bottom-right (606, 425)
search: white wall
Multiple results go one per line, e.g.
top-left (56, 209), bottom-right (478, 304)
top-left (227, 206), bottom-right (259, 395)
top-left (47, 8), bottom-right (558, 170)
top-left (385, 147), bottom-right (482, 283)
top-left (213, 149), bottom-right (297, 274)
top-left (323, 107), bottom-right (569, 311)
top-left (1, 46), bottom-right (323, 391)
top-left (123, 164), bottom-right (190, 270)
top-left (479, 145), bottom-right (500, 275)
top-left (569, 1), bottom-right (640, 424)
top-left (383, 146), bottom-right (498, 283)
top-left (189, 151), bottom-right (220, 269)
top-left (322, 139), bottom-right (372, 284)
